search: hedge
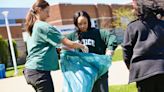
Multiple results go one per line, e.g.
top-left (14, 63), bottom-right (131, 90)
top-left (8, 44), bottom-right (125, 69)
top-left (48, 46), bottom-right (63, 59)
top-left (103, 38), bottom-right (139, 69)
top-left (0, 35), bottom-right (9, 68)
top-left (0, 35), bottom-right (18, 68)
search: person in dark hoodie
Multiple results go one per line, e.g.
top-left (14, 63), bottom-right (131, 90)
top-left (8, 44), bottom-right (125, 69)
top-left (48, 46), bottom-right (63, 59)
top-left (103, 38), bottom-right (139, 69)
top-left (122, 0), bottom-right (164, 92)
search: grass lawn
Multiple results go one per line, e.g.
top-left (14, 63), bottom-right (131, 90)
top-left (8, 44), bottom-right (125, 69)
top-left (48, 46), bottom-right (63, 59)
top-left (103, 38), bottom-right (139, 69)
top-left (112, 48), bottom-right (123, 62)
top-left (6, 65), bottom-right (24, 77)
top-left (110, 83), bottom-right (137, 92)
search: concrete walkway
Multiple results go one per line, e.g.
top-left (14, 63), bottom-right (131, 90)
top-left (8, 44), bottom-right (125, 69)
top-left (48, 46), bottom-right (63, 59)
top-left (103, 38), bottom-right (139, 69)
top-left (0, 61), bottom-right (129, 92)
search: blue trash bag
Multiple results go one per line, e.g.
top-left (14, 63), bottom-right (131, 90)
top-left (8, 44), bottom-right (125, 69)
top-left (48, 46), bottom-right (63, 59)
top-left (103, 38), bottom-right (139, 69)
top-left (60, 51), bottom-right (112, 92)
top-left (0, 64), bottom-right (5, 79)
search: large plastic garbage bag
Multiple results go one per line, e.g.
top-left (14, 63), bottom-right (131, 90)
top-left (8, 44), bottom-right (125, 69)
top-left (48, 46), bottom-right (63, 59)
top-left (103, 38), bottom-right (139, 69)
top-left (60, 51), bottom-right (112, 92)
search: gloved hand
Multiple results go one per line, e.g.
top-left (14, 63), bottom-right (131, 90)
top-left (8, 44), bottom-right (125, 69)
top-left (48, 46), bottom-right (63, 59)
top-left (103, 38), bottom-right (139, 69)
top-left (74, 40), bottom-right (89, 53)
top-left (81, 45), bottom-right (89, 53)
top-left (105, 49), bottom-right (114, 56)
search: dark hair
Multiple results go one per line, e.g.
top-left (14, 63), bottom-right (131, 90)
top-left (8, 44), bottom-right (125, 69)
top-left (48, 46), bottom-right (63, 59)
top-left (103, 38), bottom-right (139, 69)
top-left (25, 0), bottom-right (49, 35)
top-left (73, 11), bottom-right (92, 42)
top-left (73, 11), bottom-right (91, 31)
top-left (134, 0), bottom-right (164, 20)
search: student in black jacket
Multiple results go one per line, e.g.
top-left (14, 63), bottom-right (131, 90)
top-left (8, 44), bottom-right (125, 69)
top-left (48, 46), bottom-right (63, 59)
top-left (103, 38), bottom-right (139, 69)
top-left (122, 0), bottom-right (164, 92)
top-left (66, 11), bottom-right (118, 92)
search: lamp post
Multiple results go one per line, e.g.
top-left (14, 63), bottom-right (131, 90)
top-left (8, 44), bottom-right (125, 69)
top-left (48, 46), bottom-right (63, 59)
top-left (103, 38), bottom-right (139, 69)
top-left (2, 11), bottom-right (18, 76)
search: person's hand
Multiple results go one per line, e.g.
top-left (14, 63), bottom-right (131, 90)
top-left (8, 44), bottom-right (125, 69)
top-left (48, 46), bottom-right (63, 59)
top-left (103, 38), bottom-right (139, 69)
top-left (81, 45), bottom-right (89, 53)
top-left (105, 49), bottom-right (114, 56)
top-left (73, 40), bottom-right (88, 53)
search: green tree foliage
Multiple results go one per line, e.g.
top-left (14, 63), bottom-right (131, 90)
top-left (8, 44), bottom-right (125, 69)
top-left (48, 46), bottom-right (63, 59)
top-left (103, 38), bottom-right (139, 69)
top-left (112, 7), bottom-right (136, 31)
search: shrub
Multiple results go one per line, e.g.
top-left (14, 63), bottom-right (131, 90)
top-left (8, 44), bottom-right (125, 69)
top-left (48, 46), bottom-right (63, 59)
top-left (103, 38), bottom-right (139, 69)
top-left (0, 35), bottom-right (18, 68)
top-left (0, 35), bottom-right (9, 68)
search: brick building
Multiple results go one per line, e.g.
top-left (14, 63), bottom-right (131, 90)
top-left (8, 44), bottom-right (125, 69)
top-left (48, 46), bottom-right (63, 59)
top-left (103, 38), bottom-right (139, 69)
top-left (0, 3), bottom-right (114, 39)
top-left (48, 4), bottom-right (113, 28)
top-left (0, 3), bottom-right (132, 65)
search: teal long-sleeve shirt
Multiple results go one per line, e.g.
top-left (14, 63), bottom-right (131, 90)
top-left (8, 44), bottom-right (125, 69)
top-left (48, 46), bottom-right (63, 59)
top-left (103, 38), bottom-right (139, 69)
top-left (25, 21), bottom-right (65, 71)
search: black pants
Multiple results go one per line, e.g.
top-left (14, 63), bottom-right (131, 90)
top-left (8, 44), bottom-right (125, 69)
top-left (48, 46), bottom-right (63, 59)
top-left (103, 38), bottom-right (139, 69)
top-left (23, 68), bottom-right (54, 92)
top-left (137, 74), bottom-right (164, 92)
top-left (92, 72), bottom-right (108, 92)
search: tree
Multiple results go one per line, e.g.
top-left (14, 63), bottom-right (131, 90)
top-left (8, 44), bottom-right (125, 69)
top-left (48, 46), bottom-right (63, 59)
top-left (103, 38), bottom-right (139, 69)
top-left (112, 7), bottom-right (136, 31)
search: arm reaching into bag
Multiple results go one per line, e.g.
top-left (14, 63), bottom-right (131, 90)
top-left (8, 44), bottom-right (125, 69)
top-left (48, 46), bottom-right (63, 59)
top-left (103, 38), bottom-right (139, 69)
top-left (61, 38), bottom-right (86, 50)
top-left (62, 39), bottom-right (89, 53)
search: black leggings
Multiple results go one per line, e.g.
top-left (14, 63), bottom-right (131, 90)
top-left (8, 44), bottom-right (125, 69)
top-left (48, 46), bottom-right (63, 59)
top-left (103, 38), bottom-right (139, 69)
top-left (137, 74), bottom-right (164, 92)
top-left (23, 68), bottom-right (54, 92)
top-left (92, 72), bottom-right (109, 92)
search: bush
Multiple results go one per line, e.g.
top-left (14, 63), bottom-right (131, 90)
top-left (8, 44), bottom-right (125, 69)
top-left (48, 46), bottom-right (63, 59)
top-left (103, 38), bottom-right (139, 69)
top-left (0, 35), bottom-right (9, 68)
top-left (0, 35), bottom-right (18, 68)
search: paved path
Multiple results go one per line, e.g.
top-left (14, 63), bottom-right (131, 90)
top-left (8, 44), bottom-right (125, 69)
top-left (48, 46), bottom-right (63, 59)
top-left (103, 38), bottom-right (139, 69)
top-left (0, 61), bottom-right (129, 92)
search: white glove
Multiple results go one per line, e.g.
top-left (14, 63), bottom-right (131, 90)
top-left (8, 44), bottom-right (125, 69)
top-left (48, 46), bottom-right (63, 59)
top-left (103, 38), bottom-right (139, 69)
top-left (105, 49), bottom-right (114, 56)
top-left (81, 45), bottom-right (89, 53)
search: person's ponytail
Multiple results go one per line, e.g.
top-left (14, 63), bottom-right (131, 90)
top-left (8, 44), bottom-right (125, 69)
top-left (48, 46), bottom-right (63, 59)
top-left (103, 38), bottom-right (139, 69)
top-left (25, 9), bottom-right (37, 36)
top-left (25, 0), bottom-right (49, 36)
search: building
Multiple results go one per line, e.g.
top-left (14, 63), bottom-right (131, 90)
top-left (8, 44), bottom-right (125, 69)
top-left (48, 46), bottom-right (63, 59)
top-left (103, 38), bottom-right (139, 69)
top-left (0, 3), bottom-right (114, 39)
top-left (0, 3), bottom-right (131, 65)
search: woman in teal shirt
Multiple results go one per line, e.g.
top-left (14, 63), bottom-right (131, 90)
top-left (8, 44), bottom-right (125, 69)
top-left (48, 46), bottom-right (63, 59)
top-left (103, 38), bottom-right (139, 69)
top-left (23, 0), bottom-right (88, 92)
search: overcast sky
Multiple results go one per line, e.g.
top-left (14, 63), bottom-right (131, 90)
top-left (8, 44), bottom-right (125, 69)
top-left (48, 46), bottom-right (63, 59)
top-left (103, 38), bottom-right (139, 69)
top-left (0, 0), bottom-right (132, 8)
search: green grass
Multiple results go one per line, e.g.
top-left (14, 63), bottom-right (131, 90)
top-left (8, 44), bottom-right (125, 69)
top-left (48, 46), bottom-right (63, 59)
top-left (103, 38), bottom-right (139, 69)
top-left (6, 65), bottom-right (24, 78)
top-left (112, 48), bottom-right (123, 62)
top-left (110, 83), bottom-right (137, 92)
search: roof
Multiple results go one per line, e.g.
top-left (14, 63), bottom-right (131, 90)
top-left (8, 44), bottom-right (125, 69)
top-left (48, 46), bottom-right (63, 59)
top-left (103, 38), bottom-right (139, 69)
top-left (0, 8), bottom-right (29, 19)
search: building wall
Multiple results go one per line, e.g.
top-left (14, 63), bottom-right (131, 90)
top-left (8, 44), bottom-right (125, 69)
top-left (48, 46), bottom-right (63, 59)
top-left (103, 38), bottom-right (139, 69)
top-left (96, 4), bottom-right (113, 28)
top-left (0, 25), bottom-right (23, 39)
top-left (48, 4), bottom-right (98, 25)
top-left (48, 4), bottom-right (113, 29)
top-left (47, 4), bottom-right (63, 25)
top-left (111, 4), bottom-right (132, 10)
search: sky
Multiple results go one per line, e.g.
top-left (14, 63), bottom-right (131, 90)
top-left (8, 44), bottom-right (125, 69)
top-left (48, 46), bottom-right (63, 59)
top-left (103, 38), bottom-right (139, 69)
top-left (0, 0), bottom-right (132, 8)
